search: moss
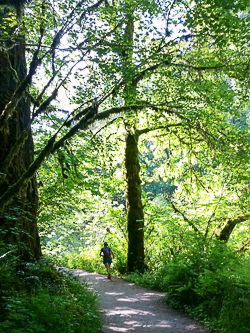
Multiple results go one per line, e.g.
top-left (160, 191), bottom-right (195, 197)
top-left (0, 135), bottom-right (56, 212)
top-left (0, 129), bottom-right (28, 185)
top-left (0, 21), bottom-right (41, 259)
top-left (124, 130), bottom-right (144, 272)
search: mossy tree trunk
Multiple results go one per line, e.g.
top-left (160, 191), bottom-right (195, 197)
top-left (0, 9), bottom-right (41, 259)
top-left (124, 129), bottom-right (144, 272)
top-left (120, 13), bottom-right (145, 272)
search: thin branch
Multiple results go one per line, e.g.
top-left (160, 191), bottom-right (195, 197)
top-left (137, 122), bottom-right (184, 136)
top-left (93, 117), bottom-right (123, 138)
top-left (166, 192), bottom-right (201, 234)
top-left (237, 238), bottom-right (250, 252)
top-left (166, 0), bottom-right (178, 30)
top-left (33, 56), bottom-right (84, 119)
top-left (204, 176), bottom-right (231, 237)
top-left (172, 61), bottom-right (250, 71)
top-left (131, 54), bottom-right (250, 88)
top-left (35, 55), bottom-right (71, 105)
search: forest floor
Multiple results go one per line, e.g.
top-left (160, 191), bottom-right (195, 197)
top-left (68, 268), bottom-right (212, 333)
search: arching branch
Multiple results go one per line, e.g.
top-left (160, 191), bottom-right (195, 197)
top-left (218, 214), bottom-right (250, 242)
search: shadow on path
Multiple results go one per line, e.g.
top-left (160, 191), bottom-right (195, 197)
top-left (70, 269), bottom-right (211, 333)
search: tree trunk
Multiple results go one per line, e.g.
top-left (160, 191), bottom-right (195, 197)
top-left (124, 129), bottom-right (144, 272)
top-left (121, 13), bottom-right (145, 272)
top-left (0, 10), bottom-right (41, 259)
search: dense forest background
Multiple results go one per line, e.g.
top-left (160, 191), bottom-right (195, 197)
top-left (1, 0), bottom-right (250, 332)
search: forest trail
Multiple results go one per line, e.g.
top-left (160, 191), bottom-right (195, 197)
top-left (70, 269), bottom-right (211, 333)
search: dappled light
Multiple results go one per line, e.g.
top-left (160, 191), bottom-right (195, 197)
top-left (1, 0), bottom-right (250, 332)
top-left (75, 270), bottom-right (210, 333)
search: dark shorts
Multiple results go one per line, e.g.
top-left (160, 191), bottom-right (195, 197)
top-left (103, 257), bottom-right (112, 265)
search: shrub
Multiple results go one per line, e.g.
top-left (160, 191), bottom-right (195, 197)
top-left (0, 247), bottom-right (101, 333)
top-left (55, 243), bottom-right (126, 275)
top-left (125, 239), bottom-right (250, 333)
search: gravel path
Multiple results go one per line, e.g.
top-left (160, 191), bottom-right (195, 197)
top-left (71, 269), bottom-right (211, 333)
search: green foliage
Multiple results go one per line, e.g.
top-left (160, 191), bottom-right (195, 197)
top-left (0, 247), bottom-right (101, 333)
top-left (5, 0), bottom-right (249, 330)
top-left (37, 134), bottom-right (128, 274)
top-left (125, 239), bottom-right (250, 333)
top-left (37, 127), bottom-right (250, 332)
top-left (49, 240), bottom-right (127, 276)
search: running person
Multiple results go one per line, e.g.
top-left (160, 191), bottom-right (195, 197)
top-left (100, 241), bottom-right (114, 280)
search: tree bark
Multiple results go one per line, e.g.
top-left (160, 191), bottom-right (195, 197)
top-left (124, 129), bottom-right (144, 272)
top-left (0, 10), bottom-right (41, 259)
top-left (218, 215), bottom-right (250, 243)
top-left (120, 12), bottom-right (145, 272)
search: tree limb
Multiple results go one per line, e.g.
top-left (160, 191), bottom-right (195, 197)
top-left (218, 214), bottom-right (250, 242)
top-left (137, 122), bottom-right (184, 136)
top-left (237, 237), bottom-right (250, 252)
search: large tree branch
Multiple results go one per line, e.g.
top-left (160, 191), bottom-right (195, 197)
top-left (95, 104), bottom-right (183, 120)
top-left (0, 102), bottom-right (180, 211)
top-left (0, 58), bottom-right (85, 183)
top-left (56, 104), bottom-right (180, 151)
top-left (51, 107), bottom-right (99, 153)
top-left (218, 214), bottom-right (250, 242)
top-left (0, 106), bottom-right (98, 211)
top-left (131, 56), bottom-right (250, 87)
top-left (93, 103), bottom-right (228, 155)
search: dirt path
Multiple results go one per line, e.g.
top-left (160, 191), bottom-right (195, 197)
top-left (70, 269), bottom-right (211, 333)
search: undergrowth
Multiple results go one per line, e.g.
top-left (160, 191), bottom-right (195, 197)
top-left (0, 244), bottom-right (101, 333)
top-left (125, 240), bottom-right (250, 333)
top-left (49, 244), bottom-right (126, 276)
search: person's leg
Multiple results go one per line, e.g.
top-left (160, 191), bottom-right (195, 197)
top-left (105, 262), bottom-right (110, 274)
top-left (108, 263), bottom-right (111, 279)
